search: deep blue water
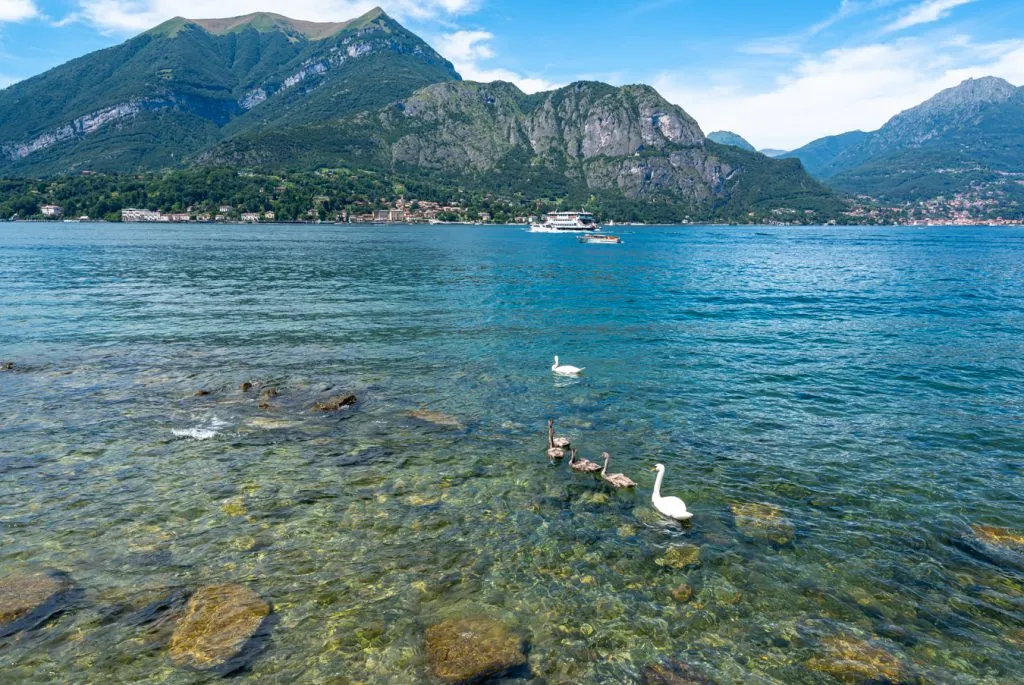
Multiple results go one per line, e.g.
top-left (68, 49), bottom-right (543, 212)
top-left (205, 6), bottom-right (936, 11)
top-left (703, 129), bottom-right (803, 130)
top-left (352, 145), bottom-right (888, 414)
top-left (1, 223), bottom-right (1022, 683)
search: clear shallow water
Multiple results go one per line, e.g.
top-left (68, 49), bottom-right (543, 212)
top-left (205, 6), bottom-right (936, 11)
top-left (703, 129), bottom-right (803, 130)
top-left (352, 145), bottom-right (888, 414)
top-left (0, 223), bottom-right (1022, 683)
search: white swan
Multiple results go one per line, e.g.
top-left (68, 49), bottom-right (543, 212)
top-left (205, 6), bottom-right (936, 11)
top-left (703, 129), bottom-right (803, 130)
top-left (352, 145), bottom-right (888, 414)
top-left (651, 464), bottom-right (692, 521)
top-left (552, 356), bottom-right (584, 376)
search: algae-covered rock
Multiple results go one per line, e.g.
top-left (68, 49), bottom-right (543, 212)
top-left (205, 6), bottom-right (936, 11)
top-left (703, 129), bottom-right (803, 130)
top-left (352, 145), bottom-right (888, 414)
top-left (0, 571), bottom-right (76, 636)
top-left (240, 381), bottom-right (254, 392)
top-left (671, 584), bottom-right (694, 603)
top-left (168, 584), bottom-right (270, 673)
top-left (313, 394), bottom-right (357, 412)
top-left (641, 659), bottom-right (716, 684)
top-left (0, 361), bottom-right (14, 370)
top-left (731, 502), bottom-right (796, 545)
top-left (972, 524), bottom-right (1024, 553)
top-left (656, 544), bottom-right (701, 570)
top-left (193, 389), bottom-right (211, 397)
top-left (408, 409), bottom-right (464, 429)
top-left (806, 634), bottom-right (911, 684)
top-left (425, 616), bottom-right (526, 683)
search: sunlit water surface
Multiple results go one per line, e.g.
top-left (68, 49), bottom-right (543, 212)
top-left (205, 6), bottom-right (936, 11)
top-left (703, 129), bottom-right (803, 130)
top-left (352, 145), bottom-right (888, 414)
top-left (1, 223), bottom-right (1022, 683)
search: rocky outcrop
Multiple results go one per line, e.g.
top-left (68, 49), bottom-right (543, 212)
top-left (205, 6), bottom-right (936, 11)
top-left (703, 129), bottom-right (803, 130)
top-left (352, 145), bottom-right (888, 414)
top-left (313, 393), bottom-right (357, 412)
top-left (380, 80), bottom-right (726, 203)
top-left (0, 571), bottom-right (77, 636)
top-left (168, 584), bottom-right (270, 672)
top-left (425, 616), bottom-right (526, 683)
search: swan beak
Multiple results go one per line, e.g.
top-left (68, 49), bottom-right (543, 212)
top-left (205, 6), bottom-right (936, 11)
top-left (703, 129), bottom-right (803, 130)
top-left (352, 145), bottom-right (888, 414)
top-left (649, 466), bottom-right (657, 472)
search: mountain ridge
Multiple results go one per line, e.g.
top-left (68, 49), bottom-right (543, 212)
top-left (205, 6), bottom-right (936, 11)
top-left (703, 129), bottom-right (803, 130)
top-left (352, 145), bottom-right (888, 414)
top-left (0, 10), bottom-right (842, 221)
top-left (782, 77), bottom-right (1024, 201)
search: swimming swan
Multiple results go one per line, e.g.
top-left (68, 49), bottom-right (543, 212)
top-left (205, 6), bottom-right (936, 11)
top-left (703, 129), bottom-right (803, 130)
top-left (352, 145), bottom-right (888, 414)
top-left (601, 452), bottom-right (636, 489)
top-left (569, 448), bottom-right (601, 473)
top-left (548, 418), bottom-right (571, 449)
top-left (547, 421), bottom-right (565, 460)
top-left (552, 356), bottom-right (584, 376)
top-left (651, 464), bottom-right (692, 521)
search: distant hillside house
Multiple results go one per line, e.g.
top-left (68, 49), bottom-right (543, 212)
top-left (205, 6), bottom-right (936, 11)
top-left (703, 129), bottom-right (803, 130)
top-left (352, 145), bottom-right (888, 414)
top-left (263, 211), bottom-right (275, 221)
top-left (241, 212), bottom-right (261, 222)
top-left (41, 204), bottom-right (63, 218)
top-left (168, 213), bottom-right (190, 222)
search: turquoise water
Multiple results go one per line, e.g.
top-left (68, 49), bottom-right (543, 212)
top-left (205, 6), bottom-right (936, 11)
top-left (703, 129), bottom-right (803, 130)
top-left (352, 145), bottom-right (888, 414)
top-left (1, 223), bottom-right (1022, 683)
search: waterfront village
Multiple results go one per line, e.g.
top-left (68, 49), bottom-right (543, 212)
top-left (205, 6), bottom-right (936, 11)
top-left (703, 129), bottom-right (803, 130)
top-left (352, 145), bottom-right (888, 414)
top-left (119, 199), bottom-right (533, 225)
top-left (23, 193), bottom-right (1024, 227)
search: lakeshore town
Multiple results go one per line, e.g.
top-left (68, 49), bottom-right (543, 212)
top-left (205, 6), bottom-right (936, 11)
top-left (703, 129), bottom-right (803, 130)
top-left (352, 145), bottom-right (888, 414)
top-left (19, 193), bottom-right (1024, 227)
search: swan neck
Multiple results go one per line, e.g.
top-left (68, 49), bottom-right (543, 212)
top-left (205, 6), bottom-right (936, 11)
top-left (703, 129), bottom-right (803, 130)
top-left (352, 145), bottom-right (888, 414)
top-left (652, 469), bottom-right (664, 500)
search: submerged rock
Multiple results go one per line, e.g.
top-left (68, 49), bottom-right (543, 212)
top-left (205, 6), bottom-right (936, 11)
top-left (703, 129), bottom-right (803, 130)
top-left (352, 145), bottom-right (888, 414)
top-left (655, 544), bottom-right (702, 570)
top-left (972, 524), bottom-right (1024, 553)
top-left (408, 409), bottom-right (464, 429)
top-left (0, 570), bottom-right (76, 636)
top-left (671, 583), bottom-right (694, 603)
top-left (168, 584), bottom-right (270, 673)
top-left (641, 659), bottom-right (716, 684)
top-left (731, 502), bottom-right (796, 545)
top-left (193, 389), bottom-right (211, 397)
top-left (0, 361), bottom-right (14, 371)
top-left (425, 616), bottom-right (526, 683)
top-left (806, 633), bottom-right (912, 684)
top-left (260, 387), bottom-right (279, 400)
top-left (313, 393), bottom-right (357, 412)
top-left (240, 381), bottom-right (254, 392)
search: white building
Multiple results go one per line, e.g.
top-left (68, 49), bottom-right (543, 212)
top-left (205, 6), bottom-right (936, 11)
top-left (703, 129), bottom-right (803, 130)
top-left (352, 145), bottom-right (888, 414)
top-left (121, 208), bottom-right (168, 222)
top-left (41, 205), bottom-right (63, 218)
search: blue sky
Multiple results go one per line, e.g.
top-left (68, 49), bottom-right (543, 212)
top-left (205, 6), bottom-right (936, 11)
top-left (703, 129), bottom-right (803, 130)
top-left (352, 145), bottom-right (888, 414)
top-left (2, 0), bottom-right (1023, 148)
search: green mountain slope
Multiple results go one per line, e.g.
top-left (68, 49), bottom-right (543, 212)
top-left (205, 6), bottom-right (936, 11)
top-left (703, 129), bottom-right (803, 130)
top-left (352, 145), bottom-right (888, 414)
top-left (707, 131), bottom-right (756, 151)
top-left (783, 77), bottom-right (1024, 201)
top-left (203, 80), bottom-right (843, 220)
top-left (0, 8), bottom-right (459, 175)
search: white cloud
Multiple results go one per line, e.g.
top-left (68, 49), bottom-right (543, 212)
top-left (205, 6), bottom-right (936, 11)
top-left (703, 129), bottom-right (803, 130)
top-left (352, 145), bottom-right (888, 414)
top-left (0, 0), bottom-right (39, 22)
top-left (435, 29), bottom-right (559, 93)
top-left (653, 35), bottom-right (1024, 150)
top-left (70, 0), bottom-right (477, 34)
top-left (884, 0), bottom-right (975, 33)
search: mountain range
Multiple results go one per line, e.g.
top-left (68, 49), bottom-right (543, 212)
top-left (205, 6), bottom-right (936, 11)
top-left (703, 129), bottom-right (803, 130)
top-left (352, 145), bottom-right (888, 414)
top-left (782, 77), bottom-right (1024, 203)
top-left (0, 8), bottom-right (841, 221)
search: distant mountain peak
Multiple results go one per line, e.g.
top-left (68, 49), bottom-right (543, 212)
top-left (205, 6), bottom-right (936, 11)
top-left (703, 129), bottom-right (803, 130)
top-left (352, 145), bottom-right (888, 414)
top-left (924, 76), bottom-right (1017, 108)
top-left (707, 131), bottom-right (756, 152)
top-left (152, 8), bottom-right (391, 41)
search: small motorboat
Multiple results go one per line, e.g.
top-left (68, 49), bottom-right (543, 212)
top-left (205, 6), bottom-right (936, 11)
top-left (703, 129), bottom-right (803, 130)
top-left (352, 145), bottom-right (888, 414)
top-left (577, 233), bottom-right (622, 244)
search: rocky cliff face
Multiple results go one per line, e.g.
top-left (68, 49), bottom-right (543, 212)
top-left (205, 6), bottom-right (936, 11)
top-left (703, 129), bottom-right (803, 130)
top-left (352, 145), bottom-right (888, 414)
top-left (376, 80), bottom-right (728, 202)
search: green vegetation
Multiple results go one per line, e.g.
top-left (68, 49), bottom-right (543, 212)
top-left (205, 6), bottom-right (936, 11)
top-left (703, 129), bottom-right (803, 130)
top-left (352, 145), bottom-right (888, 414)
top-left (0, 166), bottom-right (850, 224)
top-left (707, 131), bottom-right (756, 152)
top-left (0, 9), bottom-right (459, 176)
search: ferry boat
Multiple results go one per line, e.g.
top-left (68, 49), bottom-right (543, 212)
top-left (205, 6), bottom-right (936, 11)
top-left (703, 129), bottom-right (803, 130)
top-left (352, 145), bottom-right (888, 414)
top-left (529, 211), bottom-right (600, 233)
top-left (577, 233), bottom-right (622, 245)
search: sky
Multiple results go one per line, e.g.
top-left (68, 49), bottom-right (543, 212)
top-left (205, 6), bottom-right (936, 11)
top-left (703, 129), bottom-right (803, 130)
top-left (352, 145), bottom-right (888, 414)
top-left (1, 0), bottom-right (1023, 149)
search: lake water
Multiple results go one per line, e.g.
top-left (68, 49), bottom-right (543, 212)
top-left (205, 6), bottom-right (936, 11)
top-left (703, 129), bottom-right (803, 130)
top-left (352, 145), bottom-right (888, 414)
top-left (1, 223), bottom-right (1022, 683)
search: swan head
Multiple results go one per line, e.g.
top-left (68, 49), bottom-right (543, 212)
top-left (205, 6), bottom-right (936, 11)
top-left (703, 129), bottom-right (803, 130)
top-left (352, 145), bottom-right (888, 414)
top-left (651, 464), bottom-right (665, 473)
top-left (601, 452), bottom-right (610, 462)
top-left (553, 355), bottom-right (559, 367)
